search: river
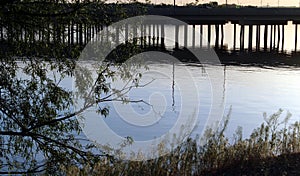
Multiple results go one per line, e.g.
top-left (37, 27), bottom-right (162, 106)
top-left (80, 62), bottom-right (300, 142)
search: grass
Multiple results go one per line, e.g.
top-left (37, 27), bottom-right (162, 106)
top-left (61, 109), bottom-right (300, 175)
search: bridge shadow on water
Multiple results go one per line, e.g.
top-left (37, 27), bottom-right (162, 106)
top-left (3, 39), bottom-right (300, 67)
top-left (131, 44), bottom-right (300, 67)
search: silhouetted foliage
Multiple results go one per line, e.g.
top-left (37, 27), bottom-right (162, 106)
top-left (0, 0), bottom-right (146, 174)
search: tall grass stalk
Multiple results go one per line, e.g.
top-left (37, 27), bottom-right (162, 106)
top-left (61, 109), bottom-right (300, 175)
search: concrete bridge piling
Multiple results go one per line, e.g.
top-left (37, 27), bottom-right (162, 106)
top-left (2, 7), bottom-right (300, 53)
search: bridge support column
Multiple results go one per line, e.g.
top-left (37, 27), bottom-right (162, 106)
top-left (71, 21), bottom-right (74, 45)
top-left (233, 24), bottom-right (236, 50)
top-left (256, 25), bottom-right (260, 51)
top-left (75, 23), bottom-right (79, 44)
top-left (90, 25), bottom-right (93, 42)
top-left (207, 25), bottom-right (211, 48)
top-left (144, 25), bottom-right (147, 47)
top-left (133, 25), bottom-right (137, 44)
top-left (192, 25), bottom-right (195, 49)
top-left (295, 24), bottom-right (298, 52)
top-left (79, 23), bottom-right (83, 46)
top-left (248, 24), bottom-right (253, 51)
top-left (200, 25), bottom-right (203, 48)
top-left (140, 25), bottom-right (143, 47)
top-left (144, 25), bottom-right (148, 46)
top-left (95, 25), bottom-right (98, 42)
top-left (156, 24), bottom-right (159, 46)
top-left (92, 25), bottom-right (95, 42)
top-left (67, 23), bottom-right (70, 45)
top-left (264, 25), bottom-right (268, 51)
top-left (152, 25), bottom-right (155, 47)
top-left (281, 25), bottom-right (285, 52)
top-left (83, 24), bottom-right (87, 44)
top-left (40, 24), bottom-right (44, 43)
top-left (184, 24), bottom-right (188, 48)
top-left (98, 25), bottom-right (101, 40)
top-left (161, 24), bottom-right (165, 49)
top-left (215, 24), bottom-right (219, 49)
top-left (270, 25), bottom-right (273, 51)
top-left (88, 24), bottom-right (92, 43)
top-left (240, 25), bottom-right (245, 51)
top-left (273, 25), bottom-right (276, 50)
top-left (221, 24), bottom-right (224, 49)
top-left (62, 24), bottom-right (65, 44)
top-left (277, 25), bottom-right (280, 51)
top-left (148, 25), bottom-right (151, 46)
top-left (116, 26), bottom-right (119, 46)
top-left (98, 25), bottom-right (101, 44)
top-left (175, 25), bottom-right (179, 49)
top-left (148, 24), bottom-right (152, 47)
top-left (125, 24), bottom-right (129, 44)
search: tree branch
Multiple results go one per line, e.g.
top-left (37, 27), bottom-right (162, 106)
top-left (0, 130), bottom-right (30, 136)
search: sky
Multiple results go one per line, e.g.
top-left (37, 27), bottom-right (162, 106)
top-left (107, 0), bottom-right (300, 7)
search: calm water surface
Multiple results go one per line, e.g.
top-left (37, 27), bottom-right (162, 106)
top-left (101, 63), bottom-right (300, 140)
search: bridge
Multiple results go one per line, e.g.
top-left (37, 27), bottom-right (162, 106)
top-left (147, 7), bottom-right (300, 24)
top-left (3, 5), bottom-right (300, 54)
top-left (146, 7), bottom-right (300, 52)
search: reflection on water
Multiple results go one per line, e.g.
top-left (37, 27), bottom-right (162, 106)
top-left (224, 65), bottom-right (300, 137)
top-left (102, 63), bottom-right (300, 140)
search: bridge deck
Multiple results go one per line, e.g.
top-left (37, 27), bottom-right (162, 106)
top-left (147, 7), bottom-right (300, 24)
